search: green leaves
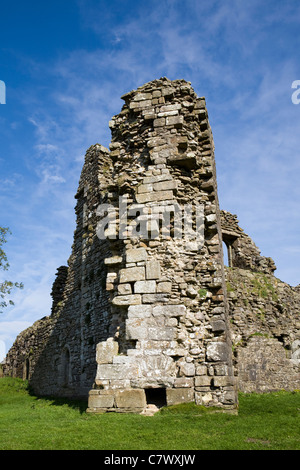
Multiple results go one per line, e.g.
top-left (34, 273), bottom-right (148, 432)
top-left (0, 227), bottom-right (23, 312)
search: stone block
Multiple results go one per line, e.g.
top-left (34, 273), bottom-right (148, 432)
top-left (130, 99), bottom-right (152, 110)
top-left (153, 180), bottom-right (177, 191)
top-left (195, 365), bottom-right (207, 375)
top-left (152, 304), bottom-right (186, 317)
top-left (119, 266), bottom-right (145, 283)
top-left (164, 347), bottom-right (186, 357)
top-left (134, 280), bottom-right (156, 294)
top-left (195, 376), bottom-right (212, 387)
top-left (112, 294), bottom-right (141, 306)
top-left (128, 305), bottom-right (153, 318)
top-left (113, 355), bottom-right (135, 364)
top-left (135, 190), bottom-right (173, 204)
top-left (221, 391), bottom-right (237, 405)
top-left (133, 92), bottom-right (152, 101)
top-left (148, 327), bottom-right (175, 341)
top-left (168, 153), bottom-right (196, 169)
top-left (153, 117), bottom-right (165, 127)
top-left (118, 283), bottom-right (132, 295)
top-left (126, 247), bottom-right (148, 263)
top-left (211, 319), bottom-right (226, 333)
top-left (146, 260), bottom-right (161, 280)
top-left (104, 256), bottom-right (123, 265)
top-left (213, 376), bottom-right (236, 387)
top-left (159, 103), bottom-right (181, 113)
top-left (206, 342), bottom-right (230, 362)
top-left (88, 391), bottom-right (115, 409)
top-left (157, 281), bottom-right (172, 293)
top-left (180, 362), bottom-right (195, 377)
top-left (137, 183), bottom-right (153, 194)
top-left (166, 388), bottom-right (194, 406)
top-left (126, 318), bottom-right (148, 340)
top-left (143, 174), bottom-right (172, 184)
top-left (142, 293), bottom-right (169, 303)
top-left (174, 377), bottom-right (194, 388)
top-left (161, 86), bottom-right (175, 97)
top-left (195, 392), bottom-right (214, 406)
top-left (96, 363), bottom-right (140, 380)
top-left (157, 110), bottom-right (179, 117)
top-left (166, 115), bottom-right (183, 127)
top-left (96, 338), bottom-right (119, 365)
top-left (115, 389), bottom-right (146, 409)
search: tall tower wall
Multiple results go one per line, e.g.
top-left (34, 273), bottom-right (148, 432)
top-left (87, 78), bottom-right (237, 412)
top-left (3, 78), bottom-right (238, 411)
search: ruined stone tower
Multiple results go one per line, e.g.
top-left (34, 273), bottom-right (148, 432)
top-left (86, 78), bottom-right (237, 412)
top-left (5, 78), bottom-right (298, 412)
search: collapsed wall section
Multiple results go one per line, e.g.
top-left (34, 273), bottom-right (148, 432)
top-left (87, 78), bottom-right (237, 412)
top-left (221, 211), bottom-right (276, 274)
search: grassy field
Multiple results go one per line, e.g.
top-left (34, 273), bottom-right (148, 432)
top-left (0, 377), bottom-right (299, 450)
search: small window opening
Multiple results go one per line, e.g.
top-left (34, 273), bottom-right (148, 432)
top-left (145, 388), bottom-right (167, 408)
top-left (223, 241), bottom-right (229, 267)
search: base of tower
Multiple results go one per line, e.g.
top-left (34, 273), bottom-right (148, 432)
top-left (86, 386), bottom-right (238, 415)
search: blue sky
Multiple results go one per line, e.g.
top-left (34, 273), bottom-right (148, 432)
top-left (1, 0), bottom-right (300, 360)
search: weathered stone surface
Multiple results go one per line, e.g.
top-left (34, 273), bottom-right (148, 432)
top-left (206, 342), bottom-right (230, 362)
top-left (88, 392), bottom-right (115, 409)
top-left (148, 327), bottom-right (175, 341)
top-left (135, 190), bottom-right (173, 204)
top-left (195, 376), bottom-right (213, 387)
top-left (104, 256), bottom-right (123, 265)
top-left (119, 267), bottom-right (145, 283)
top-left (115, 389), bottom-right (146, 408)
top-left (96, 363), bottom-right (140, 380)
top-left (6, 77), bottom-right (299, 417)
top-left (166, 388), bottom-right (194, 405)
top-left (126, 318), bottom-right (149, 340)
top-left (126, 248), bottom-right (148, 263)
top-left (152, 304), bottom-right (186, 317)
top-left (96, 339), bottom-right (119, 365)
top-left (145, 260), bottom-right (161, 280)
top-left (134, 280), bottom-right (156, 294)
top-left (112, 294), bottom-right (142, 306)
top-left (157, 281), bottom-right (172, 293)
top-left (128, 305), bottom-right (152, 318)
top-left (211, 319), bottom-right (226, 332)
top-left (118, 283), bottom-right (132, 295)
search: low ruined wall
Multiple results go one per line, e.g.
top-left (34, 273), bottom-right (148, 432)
top-left (237, 336), bottom-right (300, 392)
top-left (2, 316), bottom-right (54, 380)
top-left (226, 267), bottom-right (300, 392)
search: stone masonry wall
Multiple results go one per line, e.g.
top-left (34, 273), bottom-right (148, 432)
top-left (226, 265), bottom-right (300, 392)
top-left (221, 211), bottom-right (276, 274)
top-left (5, 145), bottom-right (115, 398)
top-left (87, 78), bottom-right (237, 412)
top-left (3, 78), bottom-right (299, 412)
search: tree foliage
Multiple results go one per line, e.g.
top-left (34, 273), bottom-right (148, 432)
top-left (0, 227), bottom-right (23, 312)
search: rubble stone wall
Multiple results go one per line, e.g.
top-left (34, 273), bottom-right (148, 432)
top-left (2, 78), bottom-right (299, 412)
top-left (226, 266), bottom-right (300, 392)
top-left (87, 78), bottom-right (236, 412)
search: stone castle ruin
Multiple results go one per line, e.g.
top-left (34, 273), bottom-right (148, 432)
top-left (2, 78), bottom-right (300, 413)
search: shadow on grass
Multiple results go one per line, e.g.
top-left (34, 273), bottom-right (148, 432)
top-left (26, 383), bottom-right (88, 414)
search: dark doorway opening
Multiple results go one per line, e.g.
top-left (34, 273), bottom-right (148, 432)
top-left (145, 388), bottom-right (167, 408)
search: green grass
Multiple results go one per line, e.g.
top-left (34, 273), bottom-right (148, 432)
top-left (0, 377), bottom-right (299, 450)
